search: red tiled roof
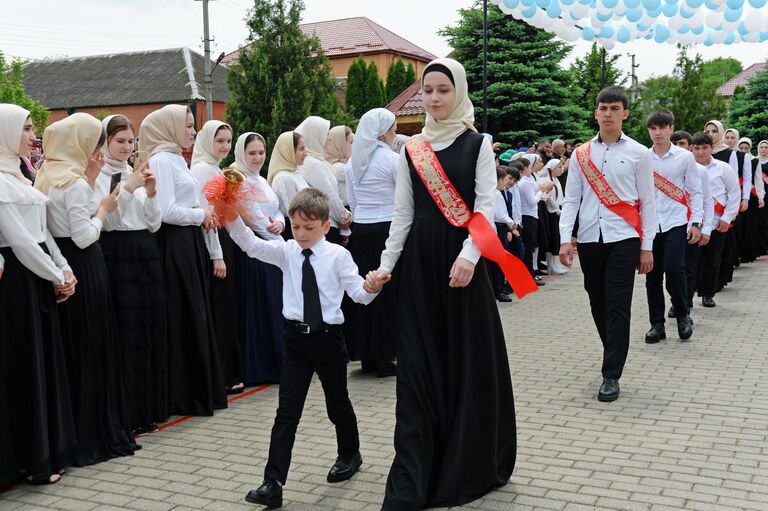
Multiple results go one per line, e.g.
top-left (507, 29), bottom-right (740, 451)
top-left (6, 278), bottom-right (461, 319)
top-left (386, 80), bottom-right (423, 116)
top-left (717, 62), bottom-right (766, 97)
top-left (222, 17), bottom-right (437, 67)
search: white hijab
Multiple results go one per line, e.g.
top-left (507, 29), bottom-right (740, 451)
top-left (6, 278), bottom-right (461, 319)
top-left (191, 120), bottom-right (231, 168)
top-left (758, 140), bottom-right (768, 164)
top-left (0, 103), bottom-right (32, 186)
top-left (418, 58), bottom-right (476, 143)
top-left (234, 131), bottom-right (266, 176)
top-left (350, 108), bottom-right (396, 184)
top-left (295, 116), bottom-right (330, 161)
top-left (100, 115), bottom-right (132, 176)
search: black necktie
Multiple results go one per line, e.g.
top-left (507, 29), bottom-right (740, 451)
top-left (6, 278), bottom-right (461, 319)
top-left (505, 190), bottom-right (514, 217)
top-left (301, 249), bottom-right (323, 331)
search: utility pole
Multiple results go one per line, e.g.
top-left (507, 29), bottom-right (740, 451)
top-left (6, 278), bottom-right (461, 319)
top-left (629, 53), bottom-right (640, 104)
top-left (600, 47), bottom-right (606, 90)
top-left (197, 0), bottom-right (214, 122)
top-left (482, 0), bottom-right (488, 134)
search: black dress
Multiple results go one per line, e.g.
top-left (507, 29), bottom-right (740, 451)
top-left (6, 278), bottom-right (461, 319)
top-left (756, 160), bottom-right (768, 256)
top-left (746, 158), bottom-right (767, 260)
top-left (713, 149), bottom-right (740, 289)
top-left (55, 238), bottom-right (137, 466)
top-left (0, 246), bottom-right (77, 484)
top-left (382, 130), bottom-right (517, 510)
top-left (100, 230), bottom-right (168, 430)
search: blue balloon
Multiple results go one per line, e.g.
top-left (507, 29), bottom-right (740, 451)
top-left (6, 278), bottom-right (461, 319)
top-left (748, 0), bottom-right (767, 7)
top-left (738, 22), bottom-right (748, 35)
top-left (726, 0), bottom-right (743, 8)
top-left (643, 0), bottom-right (661, 9)
top-left (678, 24), bottom-right (690, 33)
top-left (704, 35), bottom-right (714, 46)
top-left (560, 0), bottom-right (575, 4)
top-left (662, 2), bottom-right (678, 15)
top-left (647, 5), bottom-right (663, 17)
top-left (546, 2), bottom-right (563, 17)
top-left (691, 24), bottom-right (704, 34)
top-left (617, 26), bottom-right (632, 42)
top-left (760, 31), bottom-right (768, 41)
top-left (724, 7), bottom-right (742, 22)
top-left (521, 0), bottom-right (536, 6)
top-left (624, 0), bottom-right (641, 6)
top-left (679, 6), bottom-right (694, 17)
top-left (626, 8), bottom-right (643, 21)
top-left (704, 0), bottom-right (719, 7)
top-left (582, 27), bottom-right (595, 41)
top-left (654, 24), bottom-right (670, 42)
top-left (602, 0), bottom-right (618, 7)
top-left (637, 22), bottom-right (650, 30)
top-left (599, 26), bottom-right (615, 38)
top-left (686, 0), bottom-right (704, 6)
top-left (503, 0), bottom-right (520, 7)
top-left (522, 4), bottom-right (538, 17)
top-left (597, 10), bottom-right (612, 21)
top-left (724, 32), bottom-right (736, 44)
top-left (536, 0), bottom-right (550, 8)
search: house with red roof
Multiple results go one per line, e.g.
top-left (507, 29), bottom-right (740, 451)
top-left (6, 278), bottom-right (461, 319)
top-left (717, 62), bottom-right (766, 99)
top-left (385, 81), bottom-right (424, 135)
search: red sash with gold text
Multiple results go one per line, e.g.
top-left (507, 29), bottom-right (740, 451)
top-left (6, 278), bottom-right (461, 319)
top-left (575, 142), bottom-right (642, 238)
top-left (653, 171), bottom-right (691, 221)
top-left (405, 138), bottom-right (538, 299)
top-left (714, 199), bottom-right (725, 218)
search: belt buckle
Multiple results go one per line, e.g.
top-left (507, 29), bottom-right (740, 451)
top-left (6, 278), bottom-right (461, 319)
top-left (296, 322), bottom-right (311, 334)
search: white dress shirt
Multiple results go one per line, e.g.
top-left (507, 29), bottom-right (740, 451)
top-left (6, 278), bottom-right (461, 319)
top-left (726, 150), bottom-right (754, 200)
top-left (650, 143), bottom-right (703, 232)
top-left (751, 157), bottom-right (766, 200)
top-left (509, 186), bottom-right (523, 226)
top-left (702, 157), bottom-right (740, 226)
top-left (379, 135), bottom-right (496, 273)
top-left (0, 173), bottom-right (70, 284)
top-left (46, 178), bottom-right (104, 249)
top-left (227, 217), bottom-right (377, 324)
top-left (560, 133), bottom-right (657, 251)
top-left (271, 171), bottom-right (309, 218)
top-left (95, 170), bottom-right (161, 233)
top-left (298, 156), bottom-right (351, 234)
top-left (694, 163), bottom-right (714, 237)
top-left (518, 174), bottom-right (542, 219)
top-left (151, 152), bottom-right (206, 227)
top-left (242, 173), bottom-right (284, 241)
top-left (191, 162), bottom-right (225, 260)
top-left (345, 143), bottom-right (398, 224)
top-left (331, 161), bottom-right (348, 206)
top-left (494, 189), bottom-right (513, 226)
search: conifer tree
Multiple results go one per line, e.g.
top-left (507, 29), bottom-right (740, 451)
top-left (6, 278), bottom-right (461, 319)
top-left (728, 63), bottom-right (768, 143)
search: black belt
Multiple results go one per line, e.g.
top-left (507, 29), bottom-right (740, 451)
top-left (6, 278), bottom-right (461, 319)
top-left (286, 319), bottom-right (343, 335)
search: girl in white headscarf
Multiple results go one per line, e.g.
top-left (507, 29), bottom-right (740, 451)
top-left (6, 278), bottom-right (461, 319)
top-left (231, 132), bottom-right (286, 385)
top-left (0, 104), bottom-right (77, 485)
top-left (343, 108), bottom-right (399, 376)
top-left (755, 140), bottom-right (768, 255)
top-left (267, 131), bottom-right (309, 239)
top-left (538, 158), bottom-right (568, 274)
top-left (325, 125), bottom-right (353, 206)
top-left (738, 136), bottom-right (753, 157)
top-left (190, 119), bottom-right (245, 396)
top-left (141, 106), bottom-right (227, 416)
top-left (93, 114), bottom-right (167, 434)
top-left (36, 112), bottom-right (139, 466)
top-left (371, 58), bottom-right (517, 510)
top-left (296, 116), bottom-right (352, 243)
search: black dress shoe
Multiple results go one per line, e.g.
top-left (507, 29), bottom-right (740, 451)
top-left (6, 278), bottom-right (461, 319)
top-left (327, 451), bottom-right (362, 483)
top-left (534, 269), bottom-right (548, 276)
top-left (245, 478), bottom-right (282, 508)
top-left (667, 306), bottom-right (676, 318)
top-left (598, 378), bottom-right (620, 402)
top-left (496, 293), bottom-right (513, 303)
top-left (534, 276), bottom-right (546, 286)
top-left (677, 315), bottom-right (693, 341)
top-left (702, 296), bottom-right (716, 308)
top-left (360, 360), bottom-right (377, 374)
top-left (376, 361), bottom-right (397, 378)
top-left (644, 324), bottom-right (666, 344)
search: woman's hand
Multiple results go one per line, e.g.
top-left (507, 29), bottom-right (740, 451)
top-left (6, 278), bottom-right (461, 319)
top-left (123, 169), bottom-right (145, 194)
top-left (266, 217), bottom-right (284, 235)
top-left (448, 257), bottom-right (475, 288)
top-left (95, 186), bottom-right (120, 221)
top-left (212, 259), bottom-right (227, 279)
top-left (54, 270), bottom-right (77, 302)
top-left (365, 269), bottom-right (392, 292)
top-left (143, 168), bottom-right (157, 197)
top-left (202, 209), bottom-right (217, 231)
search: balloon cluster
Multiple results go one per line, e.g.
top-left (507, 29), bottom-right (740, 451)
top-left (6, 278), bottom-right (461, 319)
top-left (493, 0), bottom-right (768, 48)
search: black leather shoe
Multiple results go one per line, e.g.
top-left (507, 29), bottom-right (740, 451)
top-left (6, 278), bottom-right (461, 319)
top-left (667, 306), bottom-right (676, 318)
top-left (534, 276), bottom-right (546, 286)
top-left (376, 361), bottom-right (397, 378)
top-left (598, 378), bottom-right (620, 402)
top-left (702, 296), bottom-right (716, 308)
top-left (677, 315), bottom-right (693, 341)
top-left (327, 451), bottom-right (362, 483)
top-left (644, 324), bottom-right (666, 344)
top-left (534, 269), bottom-right (548, 276)
top-left (245, 478), bottom-right (282, 508)
top-left (496, 293), bottom-right (513, 303)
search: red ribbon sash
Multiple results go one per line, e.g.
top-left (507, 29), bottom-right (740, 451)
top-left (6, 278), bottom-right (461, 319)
top-left (714, 199), bottom-right (725, 218)
top-left (575, 142), bottom-right (642, 239)
top-left (653, 171), bottom-right (691, 221)
top-left (405, 138), bottom-right (538, 299)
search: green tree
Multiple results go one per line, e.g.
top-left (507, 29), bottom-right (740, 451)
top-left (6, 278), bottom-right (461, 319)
top-left (0, 52), bottom-right (49, 134)
top-left (623, 75), bottom-right (679, 144)
top-left (440, 2), bottom-right (589, 146)
top-left (700, 57), bottom-right (742, 92)
top-left (344, 58), bottom-right (387, 119)
top-left (225, 0), bottom-right (348, 166)
top-left (385, 58), bottom-right (411, 103)
top-left (727, 63), bottom-right (768, 142)
top-left (671, 46), bottom-right (726, 134)
top-left (570, 43), bottom-right (626, 132)
top-left (405, 62), bottom-right (416, 86)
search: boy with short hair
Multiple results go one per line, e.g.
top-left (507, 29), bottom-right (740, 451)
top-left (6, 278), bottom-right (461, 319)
top-left (227, 188), bottom-right (381, 509)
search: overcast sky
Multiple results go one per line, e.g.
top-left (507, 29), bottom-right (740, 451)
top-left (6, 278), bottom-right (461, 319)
top-left (1, 0), bottom-right (765, 82)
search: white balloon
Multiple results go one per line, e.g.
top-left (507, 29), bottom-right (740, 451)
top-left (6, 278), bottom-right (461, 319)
top-left (744, 10), bottom-right (764, 33)
top-left (705, 10), bottom-right (723, 29)
top-left (688, 9), bottom-right (704, 28)
top-left (711, 30), bottom-right (727, 43)
top-left (744, 32), bottom-right (760, 43)
top-left (668, 16), bottom-right (685, 30)
top-left (600, 39), bottom-right (616, 50)
top-left (721, 18), bottom-right (741, 32)
top-left (590, 12), bottom-right (606, 28)
top-left (570, 3), bottom-right (588, 18)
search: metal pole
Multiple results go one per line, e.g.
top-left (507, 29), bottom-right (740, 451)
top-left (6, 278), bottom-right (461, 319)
top-left (202, 0), bottom-right (214, 122)
top-left (600, 47), bottom-right (606, 90)
top-left (482, 0), bottom-right (488, 133)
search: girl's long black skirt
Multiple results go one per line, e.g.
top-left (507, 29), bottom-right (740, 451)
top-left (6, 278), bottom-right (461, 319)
top-left (238, 230), bottom-right (285, 385)
top-left (54, 238), bottom-right (136, 466)
top-left (158, 224), bottom-right (227, 416)
top-left (0, 246), bottom-right (77, 484)
top-left (100, 230), bottom-right (168, 429)
top-left (345, 221), bottom-right (397, 362)
top-left (209, 228), bottom-right (243, 389)
top-left (545, 211), bottom-right (561, 253)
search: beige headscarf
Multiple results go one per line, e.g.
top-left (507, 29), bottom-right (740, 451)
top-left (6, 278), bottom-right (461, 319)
top-left (705, 120), bottom-right (729, 153)
top-left (418, 58), bottom-right (476, 143)
top-left (0, 103), bottom-right (32, 185)
top-left (757, 140), bottom-right (768, 164)
top-left (267, 131), bottom-right (298, 185)
top-left (295, 116), bottom-right (330, 160)
top-left (35, 113), bottom-right (103, 194)
top-left (234, 131), bottom-right (266, 175)
top-left (100, 115), bottom-right (132, 176)
top-left (724, 128), bottom-right (739, 149)
top-left (325, 126), bottom-right (349, 165)
top-left (139, 104), bottom-right (188, 157)
top-left (191, 120), bottom-right (231, 168)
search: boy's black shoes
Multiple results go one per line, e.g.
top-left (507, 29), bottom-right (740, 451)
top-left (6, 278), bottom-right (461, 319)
top-left (245, 478), bottom-right (282, 508)
top-left (327, 451), bottom-right (363, 483)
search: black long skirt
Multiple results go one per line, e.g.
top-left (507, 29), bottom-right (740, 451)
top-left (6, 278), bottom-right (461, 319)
top-left (345, 221), bottom-right (397, 362)
top-left (238, 231), bottom-right (285, 385)
top-left (745, 194), bottom-right (767, 260)
top-left (158, 224), bottom-right (227, 416)
top-left (100, 230), bottom-right (168, 429)
top-left (0, 246), bottom-right (77, 484)
top-left (383, 216), bottom-right (517, 510)
top-left (210, 228), bottom-right (243, 388)
top-left (735, 200), bottom-right (757, 263)
top-left (545, 211), bottom-right (561, 253)
top-left (537, 202), bottom-right (550, 255)
top-left (54, 238), bottom-right (136, 466)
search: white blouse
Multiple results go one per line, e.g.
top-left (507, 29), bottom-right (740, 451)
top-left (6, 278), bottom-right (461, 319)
top-left (191, 162), bottom-right (225, 260)
top-left (271, 171), bottom-right (309, 218)
top-left (345, 143), bottom-right (399, 224)
top-left (299, 156), bottom-right (351, 234)
top-left (95, 170), bottom-right (162, 233)
top-left (0, 173), bottom-right (70, 284)
top-left (379, 135), bottom-right (496, 273)
top-left (331, 161), bottom-right (348, 206)
top-left (151, 151), bottom-right (205, 227)
top-left (242, 173), bottom-right (284, 241)
top-left (46, 178), bottom-right (103, 249)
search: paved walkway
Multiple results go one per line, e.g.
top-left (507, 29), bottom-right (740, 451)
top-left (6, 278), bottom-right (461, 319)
top-left (2, 257), bottom-right (767, 511)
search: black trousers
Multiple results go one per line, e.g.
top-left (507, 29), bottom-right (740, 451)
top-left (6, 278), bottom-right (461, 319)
top-left (682, 241), bottom-right (701, 308)
top-left (521, 215), bottom-right (538, 276)
top-left (645, 225), bottom-right (688, 325)
top-left (264, 327), bottom-right (359, 484)
top-left (699, 230), bottom-right (726, 298)
top-left (578, 237), bottom-right (640, 380)
top-left (488, 223), bottom-right (510, 297)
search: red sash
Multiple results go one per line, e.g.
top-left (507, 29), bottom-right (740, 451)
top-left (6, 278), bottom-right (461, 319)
top-left (653, 171), bottom-right (691, 221)
top-left (714, 199), bottom-right (725, 217)
top-left (405, 138), bottom-right (537, 299)
top-left (575, 142), bottom-right (642, 238)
